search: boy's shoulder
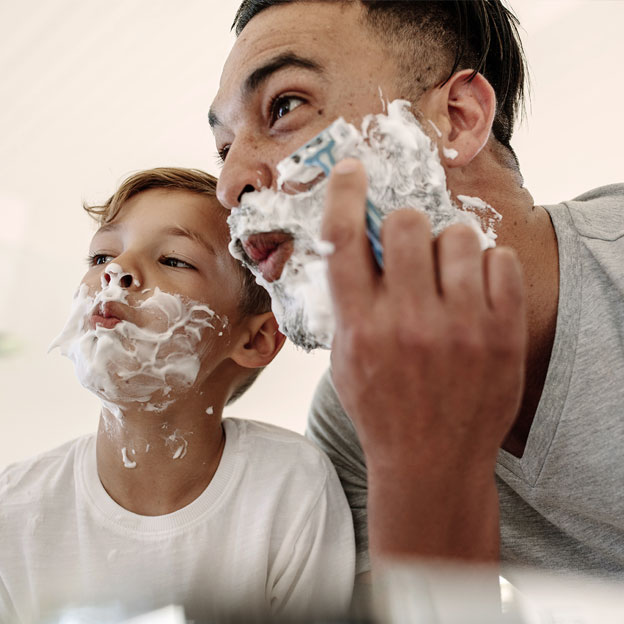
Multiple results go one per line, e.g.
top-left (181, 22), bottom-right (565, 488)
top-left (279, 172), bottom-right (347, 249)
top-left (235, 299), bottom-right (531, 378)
top-left (0, 435), bottom-right (92, 510)
top-left (221, 418), bottom-right (352, 557)
top-left (224, 418), bottom-right (336, 482)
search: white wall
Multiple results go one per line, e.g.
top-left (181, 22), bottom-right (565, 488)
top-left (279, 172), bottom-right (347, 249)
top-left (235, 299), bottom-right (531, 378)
top-left (1, 0), bottom-right (622, 470)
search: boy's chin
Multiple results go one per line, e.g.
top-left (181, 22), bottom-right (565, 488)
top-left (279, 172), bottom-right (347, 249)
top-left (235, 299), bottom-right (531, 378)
top-left (79, 362), bottom-right (186, 408)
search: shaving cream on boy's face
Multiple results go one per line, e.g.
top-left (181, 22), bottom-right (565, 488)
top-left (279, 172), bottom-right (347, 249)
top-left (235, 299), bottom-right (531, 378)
top-left (228, 99), bottom-right (501, 351)
top-left (48, 189), bottom-right (240, 419)
top-left (49, 263), bottom-right (228, 417)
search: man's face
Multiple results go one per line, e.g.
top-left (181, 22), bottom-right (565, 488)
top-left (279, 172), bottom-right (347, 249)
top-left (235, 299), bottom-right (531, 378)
top-left (210, 2), bottom-right (405, 348)
top-left (211, 2), bottom-right (403, 206)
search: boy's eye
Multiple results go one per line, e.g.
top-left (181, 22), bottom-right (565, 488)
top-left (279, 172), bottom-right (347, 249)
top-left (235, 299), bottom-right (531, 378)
top-left (270, 95), bottom-right (304, 124)
top-left (89, 254), bottom-right (114, 266)
top-left (160, 257), bottom-right (195, 270)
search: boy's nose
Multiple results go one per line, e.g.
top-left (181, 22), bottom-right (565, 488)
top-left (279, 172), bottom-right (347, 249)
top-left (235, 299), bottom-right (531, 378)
top-left (103, 271), bottom-right (133, 288)
top-left (102, 263), bottom-right (140, 289)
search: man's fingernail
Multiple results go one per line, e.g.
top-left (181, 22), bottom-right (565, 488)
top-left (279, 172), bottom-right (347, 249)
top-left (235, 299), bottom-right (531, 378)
top-left (333, 158), bottom-right (359, 175)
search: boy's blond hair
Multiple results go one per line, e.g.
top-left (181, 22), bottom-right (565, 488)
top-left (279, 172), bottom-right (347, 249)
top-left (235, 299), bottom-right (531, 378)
top-left (84, 167), bottom-right (272, 403)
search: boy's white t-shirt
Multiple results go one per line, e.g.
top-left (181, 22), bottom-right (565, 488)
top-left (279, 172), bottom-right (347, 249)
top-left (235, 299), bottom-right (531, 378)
top-left (0, 418), bottom-right (355, 623)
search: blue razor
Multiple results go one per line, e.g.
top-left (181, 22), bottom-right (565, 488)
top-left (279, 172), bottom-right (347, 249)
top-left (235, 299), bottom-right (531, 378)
top-left (282, 126), bottom-right (385, 269)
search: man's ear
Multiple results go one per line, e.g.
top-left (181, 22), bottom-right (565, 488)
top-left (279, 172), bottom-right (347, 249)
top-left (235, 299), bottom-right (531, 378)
top-left (230, 312), bottom-right (286, 369)
top-left (421, 69), bottom-right (496, 168)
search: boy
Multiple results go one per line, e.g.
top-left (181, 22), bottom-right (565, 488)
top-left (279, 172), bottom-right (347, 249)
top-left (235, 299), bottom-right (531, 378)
top-left (0, 168), bottom-right (355, 623)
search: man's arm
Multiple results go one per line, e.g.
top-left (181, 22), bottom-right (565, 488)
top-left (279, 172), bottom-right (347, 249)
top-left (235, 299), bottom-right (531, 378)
top-left (306, 368), bottom-right (370, 575)
top-left (321, 158), bottom-right (527, 565)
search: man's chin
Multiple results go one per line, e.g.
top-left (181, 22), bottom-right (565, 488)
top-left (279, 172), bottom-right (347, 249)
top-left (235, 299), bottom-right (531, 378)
top-left (282, 324), bottom-right (330, 352)
top-left (258, 262), bottom-right (335, 351)
top-left (277, 309), bottom-right (332, 352)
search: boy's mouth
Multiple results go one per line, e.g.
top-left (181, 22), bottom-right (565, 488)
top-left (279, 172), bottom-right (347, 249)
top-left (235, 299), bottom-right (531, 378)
top-left (89, 301), bottom-right (127, 330)
top-left (242, 231), bottom-right (294, 283)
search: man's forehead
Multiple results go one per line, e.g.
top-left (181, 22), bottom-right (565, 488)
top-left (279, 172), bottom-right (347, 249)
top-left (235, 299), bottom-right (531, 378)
top-left (212, 2), bottom-right (367, 122)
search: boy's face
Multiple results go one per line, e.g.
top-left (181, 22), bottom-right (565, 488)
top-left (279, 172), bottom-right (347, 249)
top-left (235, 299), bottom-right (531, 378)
top-left (52, 189), bottom-right (246, 413)
top-left (82, 189), bottom-right (243, 328)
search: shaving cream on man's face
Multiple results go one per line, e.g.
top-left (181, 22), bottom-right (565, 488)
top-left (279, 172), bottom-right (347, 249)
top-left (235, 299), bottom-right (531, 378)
top-left (228, 99), bottom-right (501, 351)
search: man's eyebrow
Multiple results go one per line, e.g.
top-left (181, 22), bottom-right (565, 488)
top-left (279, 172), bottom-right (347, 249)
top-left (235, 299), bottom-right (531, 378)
top-left (244, 52), bottom-right (323, 93)
top-left (208, 108), bottom-right (221, 129)
top-left (208, 52), bottom-right (323, 129)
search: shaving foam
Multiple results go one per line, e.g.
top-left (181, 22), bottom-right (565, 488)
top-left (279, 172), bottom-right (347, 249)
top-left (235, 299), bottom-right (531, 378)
top-left (49, 275), bottom-right (227, 420)
top-left (165, 430), bottom-right (190, 460)
top-left (121, 447), bottom-right (137, 469)
top-left (228, 99), bottom-right (499, 351)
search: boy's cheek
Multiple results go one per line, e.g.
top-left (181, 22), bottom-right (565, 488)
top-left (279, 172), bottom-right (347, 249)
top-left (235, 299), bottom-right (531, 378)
top-left (79, 272), bottom-right (102, 295)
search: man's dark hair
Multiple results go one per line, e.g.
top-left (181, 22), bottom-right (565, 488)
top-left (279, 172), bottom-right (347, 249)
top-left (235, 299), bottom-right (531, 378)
top-left (233, 0), bottom-right (528, 164)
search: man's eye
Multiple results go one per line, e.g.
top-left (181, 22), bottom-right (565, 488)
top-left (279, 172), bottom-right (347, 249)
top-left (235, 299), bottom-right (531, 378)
top-left (270, 95), bottom-right (304, 124)
top-left (216, 145), bottom-right (230, 165)
top-left (88, 254), bottom-right (114, 266)
top-left (161, 257), bottom-right (195, 269)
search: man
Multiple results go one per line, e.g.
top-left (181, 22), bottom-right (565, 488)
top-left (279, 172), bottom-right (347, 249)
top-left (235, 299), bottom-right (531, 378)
top-left (210, 0), bottom-right (624, 580)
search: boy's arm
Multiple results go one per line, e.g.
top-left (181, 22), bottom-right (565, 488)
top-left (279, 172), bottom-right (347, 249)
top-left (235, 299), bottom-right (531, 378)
top-left (269, 456), bottom-right (356, 620)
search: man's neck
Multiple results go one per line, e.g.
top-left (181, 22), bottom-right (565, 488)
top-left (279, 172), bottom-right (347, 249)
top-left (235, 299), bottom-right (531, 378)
top-left (95, 393), bottom-right (226, 515)
top-left (500, 202), bottom-right (560, 457)
top-left (449, 151), bottom-right (560, 457)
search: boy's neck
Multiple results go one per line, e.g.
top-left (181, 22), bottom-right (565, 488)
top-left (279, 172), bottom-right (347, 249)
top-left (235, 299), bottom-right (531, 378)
top-left (95, 393), bottom-right (226, 516)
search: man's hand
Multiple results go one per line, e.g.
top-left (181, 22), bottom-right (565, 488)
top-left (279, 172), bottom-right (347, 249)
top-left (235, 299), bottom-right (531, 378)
top-left (321, 158), bottom-right (527, 563)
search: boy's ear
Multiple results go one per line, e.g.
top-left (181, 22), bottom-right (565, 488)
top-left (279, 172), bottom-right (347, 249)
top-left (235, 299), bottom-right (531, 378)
top-left (230, 312), bottom-right (286, 369)
top-left (421, 69), bottom-right (496, 168)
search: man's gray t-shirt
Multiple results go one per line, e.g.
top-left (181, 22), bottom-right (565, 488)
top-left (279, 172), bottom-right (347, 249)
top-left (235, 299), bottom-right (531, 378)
top-left (307, 184), bottom-right (624, 577)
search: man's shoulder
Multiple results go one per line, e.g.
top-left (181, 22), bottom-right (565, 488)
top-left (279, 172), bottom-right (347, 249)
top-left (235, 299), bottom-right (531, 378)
top-left (571, 183), bottom-right (624, 204)
top-left (555, 183), bottom-right (624, 242)
top-left (306, 369), bottom-right (362, 456)
top-left (0, 435), bottom-right (91, 508)
top-left (307, 368), bottom-right (349, 430)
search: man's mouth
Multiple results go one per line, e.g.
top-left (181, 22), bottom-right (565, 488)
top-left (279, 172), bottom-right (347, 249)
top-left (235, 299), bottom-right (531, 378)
top-left (89, 301), bottom-right (126, 330)
top-left (241, 231), bottom-right (294, 283)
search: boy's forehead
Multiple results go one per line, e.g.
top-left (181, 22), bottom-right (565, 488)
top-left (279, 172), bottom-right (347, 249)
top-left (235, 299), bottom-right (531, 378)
top-left (104, 189), bottom-right (231, 247)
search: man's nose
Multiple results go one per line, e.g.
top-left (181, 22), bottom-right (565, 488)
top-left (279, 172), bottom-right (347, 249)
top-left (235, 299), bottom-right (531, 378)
top-left (216, 141), bottom-right (273, 210)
